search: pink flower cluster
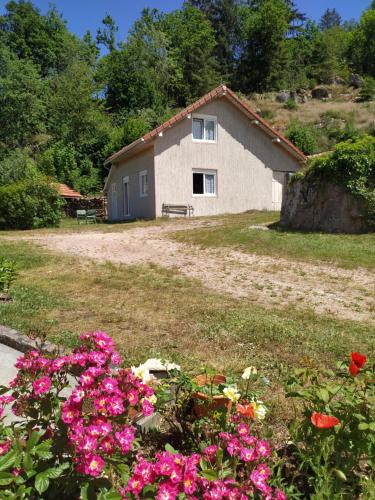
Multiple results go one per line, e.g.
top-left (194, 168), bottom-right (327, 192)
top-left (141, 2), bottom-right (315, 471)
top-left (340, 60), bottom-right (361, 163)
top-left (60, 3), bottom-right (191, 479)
top-left (125, 445), bottom-right (286, 500)
top-left (0, 394), bottom-right (14, 419)
top-left (6, 331), bottom-right (156, 478)
top-left (59, 332), bottom-right (155, 477)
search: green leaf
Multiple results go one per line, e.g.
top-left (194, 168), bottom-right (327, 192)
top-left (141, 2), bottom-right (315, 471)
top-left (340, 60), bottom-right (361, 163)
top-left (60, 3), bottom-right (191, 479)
top-left (22, 453), bottom-right (33, 471)
top-left (201, 469), bottom-right (218, 480)
top-left (80, 483), bottom-right (89, 500)
top-left (0, 451), bottom-right (17, 472)
top-left (44, 462), bottom-right (69, 479)
top-left (165, 443), bottom-right (178, 455)
top-left (368, 422), bottom-right (375, 432)
top-left (25, 431), bottom-right (41, 452)
top-left (317, 388), bottom-right (329, 403)
top-left (358, 422), bottom-right (369, 430)
top-left (34, 439), bottom-right (53, 459)
top-left (0, 471), bottom-right (14, 486)
top-left (333, 469), bottom-right (347, 482)
top-left (35, 471), bottom-right (50, 494)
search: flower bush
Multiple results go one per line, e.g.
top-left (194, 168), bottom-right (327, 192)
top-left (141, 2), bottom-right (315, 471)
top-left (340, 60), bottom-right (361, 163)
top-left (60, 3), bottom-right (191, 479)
top-left (284, 351), bottom-right (374, 497)
top-left (0, 330), bottom-right (372, 499)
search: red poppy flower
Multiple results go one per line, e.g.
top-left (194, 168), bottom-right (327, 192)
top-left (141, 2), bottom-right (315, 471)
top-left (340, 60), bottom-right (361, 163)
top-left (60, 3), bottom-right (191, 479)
top-left (349, 352), bottom-right (366, 376)
top-left (236, 403), bottom-right (254, 418)
top-left (311, 412), bottom-right (340, 429)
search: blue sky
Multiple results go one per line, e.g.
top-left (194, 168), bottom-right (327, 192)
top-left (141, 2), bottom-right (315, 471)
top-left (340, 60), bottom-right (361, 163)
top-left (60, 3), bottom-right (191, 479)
top-left (0, 0), bottom-right (372, 43)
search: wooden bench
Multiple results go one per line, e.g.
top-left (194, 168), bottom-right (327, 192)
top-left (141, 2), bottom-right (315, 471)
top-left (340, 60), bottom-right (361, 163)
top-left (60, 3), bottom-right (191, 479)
top-left (162, 203), bottom-right (194, 217)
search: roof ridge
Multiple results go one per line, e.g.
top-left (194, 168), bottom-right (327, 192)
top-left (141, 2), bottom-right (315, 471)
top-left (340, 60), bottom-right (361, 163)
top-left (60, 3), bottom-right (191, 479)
top-left (105, 85), bottom-right (306, 165)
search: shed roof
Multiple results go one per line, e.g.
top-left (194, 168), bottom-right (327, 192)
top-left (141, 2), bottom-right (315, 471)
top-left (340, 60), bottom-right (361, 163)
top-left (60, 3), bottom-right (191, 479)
top-left (57, 183), bottom-right (83, 199)
top-left (105, 84), bottom-right (307, 166)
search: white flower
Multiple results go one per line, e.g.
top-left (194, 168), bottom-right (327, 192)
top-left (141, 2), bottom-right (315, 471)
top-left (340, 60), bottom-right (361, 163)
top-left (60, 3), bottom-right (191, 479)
top-left (252, 400), bottom-right (267, 420)
top-left (242, 366), bottom-right (257, 380)
top-left (143, 358), bottom-right (181, 372)
top-left (223, 385), bottom-right (241, 402)
top-left (131, 364), bottom-right (153, 384)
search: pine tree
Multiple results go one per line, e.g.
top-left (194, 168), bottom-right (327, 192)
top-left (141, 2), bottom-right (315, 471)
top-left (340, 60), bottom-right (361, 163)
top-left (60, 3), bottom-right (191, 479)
top-left (319, 8), bottom-right (342, 31)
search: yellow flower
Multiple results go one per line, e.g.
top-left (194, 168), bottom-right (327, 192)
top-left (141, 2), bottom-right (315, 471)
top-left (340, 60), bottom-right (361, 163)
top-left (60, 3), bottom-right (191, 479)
top-left (146, 394), bottom-right (157, 405)
top-left (242, 366), bottom-right (257, 380)
top-left (252, 400), bottom-right (267, 420)
top-left (223, 385), bottom-right (241, 402)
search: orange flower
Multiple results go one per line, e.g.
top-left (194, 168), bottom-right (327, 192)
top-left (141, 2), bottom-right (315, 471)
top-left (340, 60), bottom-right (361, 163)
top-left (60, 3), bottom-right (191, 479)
top-left (236, 403), bottom-right (254, 418)
top-left (349, 352), bottom-right (366, 376)
top-left (311, 412), bottom-right (340, 429)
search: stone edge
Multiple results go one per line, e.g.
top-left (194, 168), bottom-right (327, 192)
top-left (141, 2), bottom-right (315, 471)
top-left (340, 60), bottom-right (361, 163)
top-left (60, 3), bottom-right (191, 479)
top-left (0, 325), bottom-right (57, 353)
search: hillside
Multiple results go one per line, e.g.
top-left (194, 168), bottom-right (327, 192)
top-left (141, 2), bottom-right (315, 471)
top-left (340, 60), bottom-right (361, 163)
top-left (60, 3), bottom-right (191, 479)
top-left (248, 85), bottom-right (375, 153)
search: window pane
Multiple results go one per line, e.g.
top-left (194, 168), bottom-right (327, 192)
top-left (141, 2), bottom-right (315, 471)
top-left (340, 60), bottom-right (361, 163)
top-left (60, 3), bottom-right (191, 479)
top-left (205, 174), bottom-right (215, 194)
top-left (192, 118), bottom-right (204, 140)
top-left (193, 173), bottom-right (204, 194)
top-left (143, 174), bottom-right (148, 194)
top-left (205, 120), bottom-right (215, 141)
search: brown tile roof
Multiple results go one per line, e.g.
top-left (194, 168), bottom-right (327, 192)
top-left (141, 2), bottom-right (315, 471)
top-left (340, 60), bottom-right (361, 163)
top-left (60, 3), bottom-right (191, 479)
top-left (57, 183), bottom-right (83, 199)
top-left (105, 84), bottom-right (307, 164)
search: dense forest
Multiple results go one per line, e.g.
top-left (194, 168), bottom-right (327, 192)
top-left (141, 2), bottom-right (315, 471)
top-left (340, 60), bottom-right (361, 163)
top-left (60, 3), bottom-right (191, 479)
top-left (0, 0), bottom-right (375, 195)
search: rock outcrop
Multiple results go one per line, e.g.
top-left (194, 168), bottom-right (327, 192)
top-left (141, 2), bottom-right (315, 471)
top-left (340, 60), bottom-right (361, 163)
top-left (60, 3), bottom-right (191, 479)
top-left (280, 180), bottom-right (369, 233)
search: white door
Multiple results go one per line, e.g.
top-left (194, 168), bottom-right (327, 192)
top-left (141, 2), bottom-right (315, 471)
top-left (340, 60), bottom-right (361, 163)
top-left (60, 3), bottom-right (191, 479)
top-left (272, 172), bottom-right (285, 211)
top-left (123, 177), bottom-right (130, 217)
top-left (111, 183), bottom-right (118, 219)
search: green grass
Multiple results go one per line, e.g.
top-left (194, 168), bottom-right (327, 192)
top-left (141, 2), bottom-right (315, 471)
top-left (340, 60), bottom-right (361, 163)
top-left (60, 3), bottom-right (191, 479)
top-left (171, 211), bottom-right (375, 270)
top-left (0, 240), bottom-right (373, 376)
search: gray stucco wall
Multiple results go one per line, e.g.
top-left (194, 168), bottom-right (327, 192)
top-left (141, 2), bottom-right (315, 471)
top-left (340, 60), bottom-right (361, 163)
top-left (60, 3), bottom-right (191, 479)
top-left (154, 98), bottom-right (301, 216)
top-left (107, 147), bottom-right (155, 220)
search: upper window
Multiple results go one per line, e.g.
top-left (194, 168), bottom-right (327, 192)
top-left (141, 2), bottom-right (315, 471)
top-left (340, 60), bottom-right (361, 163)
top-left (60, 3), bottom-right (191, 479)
top-left (139, 170), bottom-right (148, 197)
top-left (192, 115), bottom-right (217, 142)
top-left (193, 170), bottom-right (216, 196)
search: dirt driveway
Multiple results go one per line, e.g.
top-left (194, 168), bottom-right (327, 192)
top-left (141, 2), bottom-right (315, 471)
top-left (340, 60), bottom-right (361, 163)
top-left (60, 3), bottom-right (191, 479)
top-left (20, 221), bottom-right (374, 324)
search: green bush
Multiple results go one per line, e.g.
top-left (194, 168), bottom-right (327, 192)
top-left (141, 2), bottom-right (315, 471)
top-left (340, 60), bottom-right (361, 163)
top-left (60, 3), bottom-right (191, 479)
top-left (0, 149), bottom-right (40, 186)
top-left (0, 179), bottom-right (62, 229)
top-left (358, 76), bottom-right (375, 102)
top-left (302, 135), bottom-right (375, 226)
top-left (284, 98), bottom-right (298, 111)
top-left (286, 122), bottom-right (317, 155)
top-left (0, 258), bottom-right (16, 292)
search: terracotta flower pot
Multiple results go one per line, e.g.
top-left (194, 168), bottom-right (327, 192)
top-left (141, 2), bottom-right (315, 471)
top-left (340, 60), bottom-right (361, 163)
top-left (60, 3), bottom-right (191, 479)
top-left (192, 374), bottom-right (232, 417)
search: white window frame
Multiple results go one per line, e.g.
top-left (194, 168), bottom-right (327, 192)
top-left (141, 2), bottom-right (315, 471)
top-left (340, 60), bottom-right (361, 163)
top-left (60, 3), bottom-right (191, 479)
top-left (192, 114), bottom-right (217, 143)
top-left (192, 169), bottom-right (217, 197)
top-left (139, 170), bottom-right (148, 198)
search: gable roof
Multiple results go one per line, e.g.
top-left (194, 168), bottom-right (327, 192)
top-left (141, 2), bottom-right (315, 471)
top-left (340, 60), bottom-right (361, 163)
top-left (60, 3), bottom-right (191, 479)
top-left (57, 183), bottom-right (83, 199)
top-left (104, 84), bottom-right (307, 167)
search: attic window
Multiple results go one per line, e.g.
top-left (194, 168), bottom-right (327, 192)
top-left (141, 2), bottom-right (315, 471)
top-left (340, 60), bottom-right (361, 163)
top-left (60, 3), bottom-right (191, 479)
top-left (192, 115), bottom-right (217, 142)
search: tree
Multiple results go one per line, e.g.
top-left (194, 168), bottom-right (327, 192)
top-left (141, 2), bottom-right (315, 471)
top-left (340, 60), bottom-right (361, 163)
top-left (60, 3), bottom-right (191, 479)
top-left (186, 0), bottom-right (240, 82)
top-left (310, 27), bottom-right (350, 84)
top-left (0, 1), bottom-right (85, 75)
top-left (236, 0), bottom-right (291, 92)
top-left (348, 9), bottom-right (375, 77)
top-left (162, 4), bottom-right (220, 105)
top-left (96, 15), bottom-right (118, 52)
top-left (319, 8), bottom-right (342, 31)
top-left (0, 47), bottom-right (45, 153)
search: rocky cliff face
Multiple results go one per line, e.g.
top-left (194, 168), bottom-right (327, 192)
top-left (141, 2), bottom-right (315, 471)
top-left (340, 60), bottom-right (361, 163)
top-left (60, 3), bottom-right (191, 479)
top-left (280, 180), bottom-right (369, 233)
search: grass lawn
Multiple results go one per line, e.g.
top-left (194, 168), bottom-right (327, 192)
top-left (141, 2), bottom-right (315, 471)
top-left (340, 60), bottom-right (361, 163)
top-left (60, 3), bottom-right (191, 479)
top-left (0, 239), bottom-right (373, 374)
top-left (171, 211), bottom-right (375, 270)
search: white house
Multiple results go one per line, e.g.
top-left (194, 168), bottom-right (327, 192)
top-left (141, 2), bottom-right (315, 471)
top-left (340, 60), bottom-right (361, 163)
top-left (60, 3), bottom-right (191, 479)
top-left (104, 85), bottom-right (306, 220)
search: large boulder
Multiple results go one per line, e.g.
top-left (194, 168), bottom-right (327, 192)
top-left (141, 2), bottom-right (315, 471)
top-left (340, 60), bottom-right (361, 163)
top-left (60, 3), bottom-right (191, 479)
top-left (275, 91), bottom-right (292, 103)
top-left (350, 73), bottom-right (364, 89)
top-left (280, 180), bottom-right (369, 233)
top-left (312, 87), bottom-right (332, 99)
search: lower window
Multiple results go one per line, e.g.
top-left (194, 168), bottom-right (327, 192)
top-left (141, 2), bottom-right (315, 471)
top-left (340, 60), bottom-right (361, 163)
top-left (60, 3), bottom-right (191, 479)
top-left (193, 171), bottom-right (216, 196)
